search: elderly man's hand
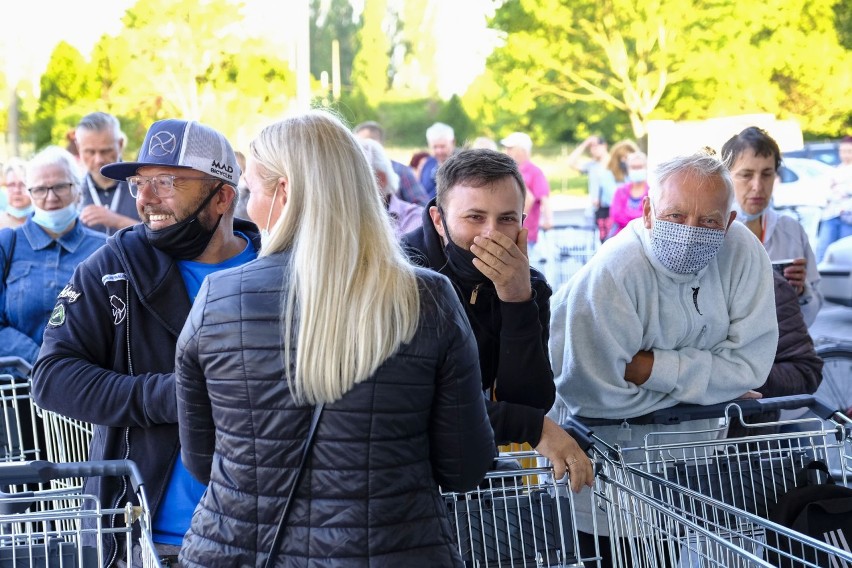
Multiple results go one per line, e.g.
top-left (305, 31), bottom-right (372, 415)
top-left (782, 258), bottom-right (807, 296)
top-left (535, 417), bottom-right (594, 493)
top-left (624, 351), bottom-right (654, 386)
top-left (471, 229), bottom-right (532, 303)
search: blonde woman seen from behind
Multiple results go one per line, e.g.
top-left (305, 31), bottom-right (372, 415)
top-left (174, 110), bottom-right (495, 567)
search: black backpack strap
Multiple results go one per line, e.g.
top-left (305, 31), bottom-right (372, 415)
top-left (1, 229), bottom-right (17, 283)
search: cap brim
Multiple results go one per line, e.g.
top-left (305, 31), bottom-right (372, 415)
top-left (100, 162), bottom-right (195, 182)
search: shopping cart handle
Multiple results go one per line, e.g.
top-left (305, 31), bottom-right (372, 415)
top-left (560, 417), bottom-right (595, 451)
top-left (0, 459), bottom-right (145, 493)
top-left (0, 356), bottom-right (32, 376)
top-left (575, 394), bottom-right (826, 427)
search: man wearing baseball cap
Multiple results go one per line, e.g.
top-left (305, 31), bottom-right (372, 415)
top-left (32, 119), bottom-right (261, 566)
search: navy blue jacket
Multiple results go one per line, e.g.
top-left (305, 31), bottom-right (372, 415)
top-left (31, 219), bottom-right (260, 564)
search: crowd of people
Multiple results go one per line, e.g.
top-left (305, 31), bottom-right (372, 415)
top-left (0, 108), bottom-right (841, 566)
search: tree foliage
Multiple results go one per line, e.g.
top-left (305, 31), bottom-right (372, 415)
top-left (351, 0), bottom-right (390, 106)
top-left (483, 0), bottom-right (852, 142)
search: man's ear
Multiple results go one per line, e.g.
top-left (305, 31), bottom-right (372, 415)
top-left (642, 196), bottom-right (653, 229)
top-left (726, 210), bottom-right (737, 230)
top-left (217, 184), bottom-right (238, 214)
top-left (429, 205), bottom-right (446, 241)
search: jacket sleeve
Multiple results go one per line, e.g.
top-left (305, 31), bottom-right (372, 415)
top-left (0, 231), bottom-right (40, 366)
top-left (759, 273), bottom-right (823, 398)
top-left (176, 279), bottom-right (215, 484)
top-left (430, 277), bottom-right (496, 493)
top-left (798, 238), bottom-right (823, 327)
top-left (31, 261), bottom-right (177, 428)
top-left (494, 283), bottom-right (555, 413)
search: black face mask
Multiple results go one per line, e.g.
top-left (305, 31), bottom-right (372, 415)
top-left (438, 207), bottom-right (485, 284)
top-left (145, 182), bottom-right (224, 260)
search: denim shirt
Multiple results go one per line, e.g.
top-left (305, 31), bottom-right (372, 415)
top-left (0, 217), bottom-right (106, 369)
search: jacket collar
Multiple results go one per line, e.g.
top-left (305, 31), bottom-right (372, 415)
top-left (22, 217), bottom-right (88, 253)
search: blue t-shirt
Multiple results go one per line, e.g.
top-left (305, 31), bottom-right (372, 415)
top-left (152, 232), bottom-right (257, 545)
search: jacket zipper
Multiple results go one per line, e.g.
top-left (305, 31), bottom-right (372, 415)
top-left (469, 283), bottom-right (481, 304)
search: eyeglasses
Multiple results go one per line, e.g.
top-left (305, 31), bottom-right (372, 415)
top-left (127, 175), bottom-right (220, 198)
top-left (2, 182), bottom-right (26, 192)
top-left (28, 182), bottom-right (75, 200)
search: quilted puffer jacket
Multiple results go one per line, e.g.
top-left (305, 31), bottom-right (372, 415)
top-left (175, 251), bottom-right (496, 567)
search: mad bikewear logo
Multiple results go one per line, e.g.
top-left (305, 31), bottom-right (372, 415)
top-left (58, 284), bottom-right (82, 303)
top-left (210, 159), bottom-right (235, 181)
top-left (148, 131), bottom-right (177, 157)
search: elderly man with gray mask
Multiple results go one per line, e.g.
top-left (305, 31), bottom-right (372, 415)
top-left (547, 151), bottom-right (778, 563)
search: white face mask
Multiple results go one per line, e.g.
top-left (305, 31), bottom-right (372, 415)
top-left (650, 218), bottom-right (726, 274)
top-left (32, 203), bottom-right (79, 234)
top-left (260, 185), bottom-right (279, 250)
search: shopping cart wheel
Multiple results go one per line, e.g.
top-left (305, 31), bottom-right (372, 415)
top-left (815, 341), bottom-right (852, 417)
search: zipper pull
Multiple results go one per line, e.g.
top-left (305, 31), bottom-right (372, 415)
top-left (469, 283), bottom-right (481, 304)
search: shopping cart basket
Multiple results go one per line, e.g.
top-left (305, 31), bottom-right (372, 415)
top-left (536, 224), bottom-right (599, 290)
top-left (0, 459), bottom-right (160, 567)
top-left (576, 395), bottom-right (852, 519)
top-left (0, 358), bottom-right (42, 482)
top-left (442, 438), bottom-right (597, 567)
top-left (590, 441), bottom-right (852, 567)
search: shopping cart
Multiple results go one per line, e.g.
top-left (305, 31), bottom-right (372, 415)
top-left (535, 224), bottom-right (599, 290)
top-left (590, 442), bottom-right (852, 567)
top-left (442, 427), bottom-right (598, 568)
top-left (576, 395), bottom-right (852, 514)
top-left (0, 459), bottom-right (160, 567)
top-left (0, 358), bottom-right (42, 469)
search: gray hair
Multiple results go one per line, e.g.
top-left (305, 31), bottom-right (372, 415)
top-left (649, 153), bottom-right (734, 213)
top-left (426, 122), bottom-right (454, 144)
top-left (76, 111), bottom-right (126, 143)
top-left (3, 157), bottom-right (27, 180)
top-left (25, 146), bottom-right (83, 204)
top-left (357, 138), bottom-right (399, 196)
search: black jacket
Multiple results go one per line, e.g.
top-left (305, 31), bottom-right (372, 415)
top-left (31, 219), bottom-right (260, 564)
top-left (402, 201), bottom-right (555, 445)
top-left (727, 271), bottom-right (823, 438)
top-left (176, 252), bottom-right (495, 566)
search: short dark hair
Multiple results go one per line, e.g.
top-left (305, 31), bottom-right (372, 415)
top-left (720, 126), bottom-right (781, 171)
top-left (353, 121), bottom-right (384, 143)
top-left (435, 149), bottom-right (526, 208)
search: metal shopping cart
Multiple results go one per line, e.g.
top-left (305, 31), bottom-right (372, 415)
top-left (0, 358), bottom-right (42, 467)
top-left (442, 450), bottom-right (598, 566)
top-left (535, 225), bottom-right (599, 290)
top-left (0, 459), bottom-right (160, 567)
top-left (590, 441), bottom-right (852, 567)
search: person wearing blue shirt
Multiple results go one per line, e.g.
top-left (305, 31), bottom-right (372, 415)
top-left (31, 119), bottom-right (261, 567)
top-left (0, 147), bottom-right (105, 377)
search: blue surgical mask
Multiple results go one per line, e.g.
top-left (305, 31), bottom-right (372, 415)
top-left (6, 204), bottom-right (34, 219)
top-left (732, 200), bottom-right (768, 223)
top-left (627, 169), bottom-right (648, 184)
top-left (32, 203), bottom-right (79, 234)
top-left (650, 218), bottom-right (726, 274)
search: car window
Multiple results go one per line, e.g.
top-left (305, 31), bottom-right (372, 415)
top-left (778, 166), bottom-right (799, 183)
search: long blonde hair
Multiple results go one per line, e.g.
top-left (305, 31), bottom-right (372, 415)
top-left (249, 110), bottom-right (420, 404)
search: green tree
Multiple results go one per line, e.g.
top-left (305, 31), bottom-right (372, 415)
top-left (34, 42), bottom-right (99, 149)
top-left (88, 0), bottom-right (296, 151)
top-left (311, 0), bottom-right (360, 88)
top-left (351, 0), bottom-right (390, 106)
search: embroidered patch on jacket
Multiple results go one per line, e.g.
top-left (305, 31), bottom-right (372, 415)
top-left (57, 284), bottom-right (82, 303)
top-left (101, 272), bottom-right (128, 285)
top-left (110, 295), bottom-right (127, 325)
top-left (48, 304), bottom-right (66, 327)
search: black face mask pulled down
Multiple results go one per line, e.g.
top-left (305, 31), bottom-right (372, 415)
top-left (145, 182), bottom-right (224, 260)
top-left (438, 207), bottom-right (486, 285)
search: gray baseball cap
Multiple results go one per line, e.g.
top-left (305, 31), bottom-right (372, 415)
top-left (101, 119), bottom-right (240, 185)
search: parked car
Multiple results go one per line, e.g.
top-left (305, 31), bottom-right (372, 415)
top-left (783, 141), bottom-right (842, 167)
top-left (819, 236), bottom-right (852, 306)
top-left (771, 157), bottom-right (835, 248)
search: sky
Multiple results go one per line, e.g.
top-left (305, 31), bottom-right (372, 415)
top-left (2, 0), bottom-right (498, 98)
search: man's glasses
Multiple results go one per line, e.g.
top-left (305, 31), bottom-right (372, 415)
top-left (28, 182), bottom-right (75, 200)
top-left (127, 175), bottom-right (220, 198)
